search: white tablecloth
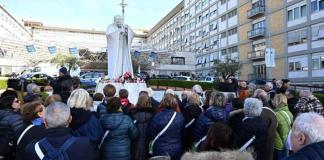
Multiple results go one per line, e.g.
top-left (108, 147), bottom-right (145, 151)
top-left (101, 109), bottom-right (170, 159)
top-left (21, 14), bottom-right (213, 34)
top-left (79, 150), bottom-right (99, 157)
top-left (95, 82), bottom-right (147, 104)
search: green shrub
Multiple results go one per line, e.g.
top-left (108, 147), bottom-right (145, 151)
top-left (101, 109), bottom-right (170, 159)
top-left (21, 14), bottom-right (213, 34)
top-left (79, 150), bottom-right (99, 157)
top-left (314, 93), bottom-right (324, 105)
top-left (0, 79), bottom-right (8, 90)
top-left (148, 79), bottom-right (218, 90)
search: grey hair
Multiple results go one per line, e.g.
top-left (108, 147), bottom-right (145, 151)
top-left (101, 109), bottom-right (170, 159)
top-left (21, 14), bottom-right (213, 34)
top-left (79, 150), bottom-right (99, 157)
top-left (299, 90), bottom-right (312, 97)
top-left (292, 112), bottom-right (324, 143)
top-left (45, 102), bottom-right (71, 129)
top-left (67, 88), bottom-right (92, 110)
top-left (26, 83), bottom-right (37, 94)
top-left (248, 83), bottom-right (256, 91)
top-left (265, 82), bottom-right (273, 90)
top-left (192, 84), bottom-right (203, 94)
top-left (181, 150), bottom-right (254, 160)
top-left (243, 98), bottom-right (263, 117)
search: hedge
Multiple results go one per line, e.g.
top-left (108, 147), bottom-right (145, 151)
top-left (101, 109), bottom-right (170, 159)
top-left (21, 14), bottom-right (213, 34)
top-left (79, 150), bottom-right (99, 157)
top-left (0, 78), bottom-right (8, 90)
top-left (314, 93), bottom-right (324, 106)
top-left (148, 79), bottom-right (219, 90)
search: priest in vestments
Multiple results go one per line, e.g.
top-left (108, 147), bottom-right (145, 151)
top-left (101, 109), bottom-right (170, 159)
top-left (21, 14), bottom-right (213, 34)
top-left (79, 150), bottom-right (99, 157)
top-left (106, 15), bottom-right (134, 80)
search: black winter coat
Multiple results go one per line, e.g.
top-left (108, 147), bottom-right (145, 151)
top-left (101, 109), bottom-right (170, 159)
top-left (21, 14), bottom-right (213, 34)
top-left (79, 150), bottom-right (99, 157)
top-left (129, 107), bottom-right (155, 160)
top-left (24, 127), bottom-right (99, 160)
top-left (0, 109), bottom-right (24, 157)
top-left (151, 97), bottom-right (160, 112)
top-left (182, 103), bottom-right (202, 150)
top-left (285, 140), bottom-right (324, 160)
top-left (234, 117), bottom-right (268, 160)
top-left (15, 124), bottom-right (47, 160)
top-left (50, 75), bottom-right (71, 95)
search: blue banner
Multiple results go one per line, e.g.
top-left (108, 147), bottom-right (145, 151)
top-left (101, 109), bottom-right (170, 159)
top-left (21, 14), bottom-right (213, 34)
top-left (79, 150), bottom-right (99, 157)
top-left (134, 50), bottom-right (141, 59)
top-left (149, 52), bottom-right (157, 61)
top-left (26, 45), bottom-right (36, 53)
top-left (69, 47), bottom-right (78, 54)
top-left (48, 46), bottom-right (57, 54)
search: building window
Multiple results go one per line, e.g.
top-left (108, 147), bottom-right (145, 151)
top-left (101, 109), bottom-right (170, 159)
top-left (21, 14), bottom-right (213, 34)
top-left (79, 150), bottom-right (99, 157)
top-left (228, 46), bottom-right (238, 53)
top-left (313, 0), bottom-right (324, 12)
top-left (221, 32), bottom-right (227, 38)
top-left (252, 42), bottom-right (266, 51)
top-left (301, 5), bottom-right (307, 17)
top-left (221, 0), bottom-right (227, 5)
top-left (221, 15), bottom-right (226, 22)
top-left (289, 61), bottom-right (302, 71)
top-left (288, 28), bottom-right (308, 46)
top-left (312, 58), bottom-right (320, 69)
top-left (288, 4), bottom-right (307, 21)
top-left (171, 57), bottom-right (185, 65)
top-left (221, 49), bottom-right (227, 55)
top-left (228, 9), bottom-right (237, 18)
top-left (294, 7), bottom-right (300, 19)
top-left (288, 10), bottom-right (293, 21)
top-left (312, 23), bottom-right (324, 41)
top-left (252, 20), bottom-right (265, 30)
top-left (228, 28), bottom-right (237, 36)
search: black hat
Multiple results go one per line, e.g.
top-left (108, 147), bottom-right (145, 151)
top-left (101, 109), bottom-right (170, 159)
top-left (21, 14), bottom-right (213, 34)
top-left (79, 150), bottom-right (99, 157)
top-left (59, 67), bottom-right (68, 75)
top-left (282, 79), bottom-right (290, 84)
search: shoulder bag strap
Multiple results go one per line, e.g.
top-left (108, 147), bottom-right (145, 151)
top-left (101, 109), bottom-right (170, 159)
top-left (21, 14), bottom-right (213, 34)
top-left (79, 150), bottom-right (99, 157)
top-left (281, 111), bottom-right (292, 125)
top-left (194, 135), bottom-right (207, 148)
top-left (151, 112), bottom-right (177, 147)
top-left (34, 142), bottom-right (44, 160)
top-left (60, 136), bottom-right (77, 151)
top-left (185, 118), bottom-right (195, 128)
top-left (98, 130), bottom-right (110, 149)
top-left (17, 124), bottom-right (34, 145)
top-left (239, 135), bottom-right (256, 152)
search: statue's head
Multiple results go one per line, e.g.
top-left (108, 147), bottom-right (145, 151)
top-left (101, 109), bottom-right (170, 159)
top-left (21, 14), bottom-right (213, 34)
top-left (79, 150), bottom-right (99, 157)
top-left (114, 15), bottom-right (124, 28)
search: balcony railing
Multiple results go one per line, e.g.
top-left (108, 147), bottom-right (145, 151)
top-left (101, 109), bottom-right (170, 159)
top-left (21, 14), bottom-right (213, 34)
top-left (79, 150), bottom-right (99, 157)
top-left (247, 49), bottom-right (265, 60)
top-left (247, 28), bottom-right (266, 39)
top-left (247, 6), bottom-right (265, 19)
top-left (248, 73), bottom-right (267, 81)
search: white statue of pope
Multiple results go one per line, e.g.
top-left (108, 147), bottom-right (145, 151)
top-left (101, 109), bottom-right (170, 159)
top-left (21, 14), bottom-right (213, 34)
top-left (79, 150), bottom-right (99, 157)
top-left (106, 15), bottom-right (134, 80)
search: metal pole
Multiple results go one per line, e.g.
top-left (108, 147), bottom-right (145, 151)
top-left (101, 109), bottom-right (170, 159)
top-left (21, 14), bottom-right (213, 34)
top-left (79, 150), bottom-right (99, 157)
top-left (266, 1), bottom-right (272, 80)
top-left (120, 0), bottom-right (127, 20)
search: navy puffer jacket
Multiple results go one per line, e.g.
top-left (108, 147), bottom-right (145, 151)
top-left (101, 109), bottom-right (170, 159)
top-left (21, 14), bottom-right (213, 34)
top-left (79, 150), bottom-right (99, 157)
top-left (192, 106), bottom-right (228, 142)
top-left (99, 112), bottom-right (139, 160)
top-left (147, 109), bottom-right (184, 159)
top-left (0, 109), bottom-right (24, 157)
top-left (285, 141), bottom-right (324, 160)
top-left (70, 108), bottom-right (103, 144)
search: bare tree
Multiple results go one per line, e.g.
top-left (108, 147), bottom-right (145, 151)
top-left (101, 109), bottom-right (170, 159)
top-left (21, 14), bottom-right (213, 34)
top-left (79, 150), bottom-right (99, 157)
top-left (213, 57), bottom-right (241, 80)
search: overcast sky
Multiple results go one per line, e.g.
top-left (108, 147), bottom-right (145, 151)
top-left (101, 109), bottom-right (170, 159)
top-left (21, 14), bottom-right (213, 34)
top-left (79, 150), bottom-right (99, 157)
top-left (0, 0), bottom-right (182, 30)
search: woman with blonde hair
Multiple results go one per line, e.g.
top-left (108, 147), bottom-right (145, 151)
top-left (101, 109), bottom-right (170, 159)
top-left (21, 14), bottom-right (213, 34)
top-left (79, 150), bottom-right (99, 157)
top-left (129, 93), bottom-right (155, 160)
top-left (147, 94), bottom-right (184, 159)
top-left (272, 94), bottom-right (293, 160)
top-left (182, 93), bottom-right (203, 150)
top-left (193, 92), bottom-right (229, 150)
top-left (67, 88), bottom-right (103, 144)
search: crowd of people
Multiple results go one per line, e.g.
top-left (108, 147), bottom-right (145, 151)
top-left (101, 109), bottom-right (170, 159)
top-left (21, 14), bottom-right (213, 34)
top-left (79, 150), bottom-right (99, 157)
top-left (1, 67), bottom-right (324, 160)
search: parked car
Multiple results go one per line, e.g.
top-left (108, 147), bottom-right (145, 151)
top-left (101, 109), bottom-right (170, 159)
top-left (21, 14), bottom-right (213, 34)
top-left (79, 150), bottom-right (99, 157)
top-left (174, 76), bottom-right (193, 81)
top-left (249, 79), bottom-right (267, 85)
top-left (198, 76), bottom-right (216, 83)
top-left (154, 74), bottom-right (172, 79)
top-left (20, 72), bottom-right (54, 86)
top-left (80, 72), bottom-right (104, 81)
